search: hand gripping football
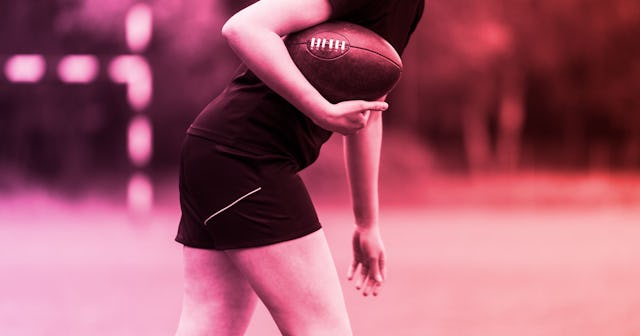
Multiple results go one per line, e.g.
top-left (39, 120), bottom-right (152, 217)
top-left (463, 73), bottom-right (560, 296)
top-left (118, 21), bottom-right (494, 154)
top-left (285, 21), bottom-right (402, 103)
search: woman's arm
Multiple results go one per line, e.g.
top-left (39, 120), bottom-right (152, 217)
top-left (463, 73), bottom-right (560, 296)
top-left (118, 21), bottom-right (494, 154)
top-left (343, 100), bottom-right (386, 296)
top-left (222, 0), bottom-right (388, 135)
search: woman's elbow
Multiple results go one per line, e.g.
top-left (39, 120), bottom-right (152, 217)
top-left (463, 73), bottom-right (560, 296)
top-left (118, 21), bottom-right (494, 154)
top-left (221, 17), bottom-right (239, 41)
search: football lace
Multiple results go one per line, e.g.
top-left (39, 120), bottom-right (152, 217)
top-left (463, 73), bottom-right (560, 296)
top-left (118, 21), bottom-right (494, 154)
top-left (309, 38), bottom-right (347, 52)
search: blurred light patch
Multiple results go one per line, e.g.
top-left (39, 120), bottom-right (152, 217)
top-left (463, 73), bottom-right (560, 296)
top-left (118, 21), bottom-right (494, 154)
top-left (57, 55), bottom-right (99, 83)
top-left (4, 54), bottom-right (46, 83)
top-left (128, 115), bottom-right (153, 167)
top-left (108, 55), bottom-right (153, 111)
top-left (126, 3), bottom-right (153, 53)
top-left (127, 173), bottom-right (153, 213)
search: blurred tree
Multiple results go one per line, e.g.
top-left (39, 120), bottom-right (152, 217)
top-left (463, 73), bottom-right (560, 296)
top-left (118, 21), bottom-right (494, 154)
top-left (521, 0), bottom-right (640, 170)
top-left (391, 0), bottom-right (640, 172)
top-left (392, 0), bottom-right (526, 174)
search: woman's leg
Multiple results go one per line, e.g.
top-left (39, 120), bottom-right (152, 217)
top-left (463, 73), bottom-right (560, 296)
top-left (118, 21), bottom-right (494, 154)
top-left (225, 229), bottom-right (353, 336)
top-left (175, 246), bottom-right (258, 336)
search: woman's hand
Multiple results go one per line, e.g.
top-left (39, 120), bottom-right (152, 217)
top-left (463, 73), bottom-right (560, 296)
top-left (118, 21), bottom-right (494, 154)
top-left (347, 226), bottom-right (386, 296)
top-left (311, 100), bottom-right (388, 135)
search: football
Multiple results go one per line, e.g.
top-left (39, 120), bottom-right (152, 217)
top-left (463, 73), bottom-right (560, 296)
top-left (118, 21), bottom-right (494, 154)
top-left (285, 21), bottom-right (402, 103)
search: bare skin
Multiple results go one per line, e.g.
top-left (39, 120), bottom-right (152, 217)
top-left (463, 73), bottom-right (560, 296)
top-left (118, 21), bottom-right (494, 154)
top-left (175, 247), bottom-right (258, 336)
top-left (225, 230), bottom-right (352, 335)
top-left (176, 230), bottom-right (351, 336)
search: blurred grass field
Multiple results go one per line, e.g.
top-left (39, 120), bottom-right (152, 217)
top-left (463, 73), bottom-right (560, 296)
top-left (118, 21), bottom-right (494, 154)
top-left (2, 172), bottom-right (640, 336)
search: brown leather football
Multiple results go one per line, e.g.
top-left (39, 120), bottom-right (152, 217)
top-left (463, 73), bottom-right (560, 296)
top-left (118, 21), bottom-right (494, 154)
top-left (285, 21), bottom-right (402, 103)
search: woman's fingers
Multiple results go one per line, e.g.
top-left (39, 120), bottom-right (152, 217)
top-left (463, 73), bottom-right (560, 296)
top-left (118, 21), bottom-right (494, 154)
top-left (356, 272), bottom-right (368, 291)
top-left (347, 260), bottom-right (358, 280)
top-left (358, 110), bottom-right (371, 130)
top-left (369, 257), bottom-right (383, 283)
top-left (379, 252), bottom-right (386, 281)
top-left (347, 261), bottom-right (368, 290)
top-left (323, 100), bottom-right (387, 135)
top-left (348, 228), bottom-right (386, 296)
top-left (363, 257), bottom-right (384, 296)
top-left (351, 110), bottom-right (368, 132)
top-left (363, 277), bottom-right (382, 296)
top-left (356, 262), bottom-right (369, 290)
top-left (350, 257), bottom-right (385, 296)
top-left (361, 101), bottom-right (388, 112)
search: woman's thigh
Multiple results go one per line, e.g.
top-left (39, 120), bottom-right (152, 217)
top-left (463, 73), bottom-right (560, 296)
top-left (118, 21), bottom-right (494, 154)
top-left (225, 229), bottom-right (353, 336)
top-left (176, 246), bottom-right (258, 336)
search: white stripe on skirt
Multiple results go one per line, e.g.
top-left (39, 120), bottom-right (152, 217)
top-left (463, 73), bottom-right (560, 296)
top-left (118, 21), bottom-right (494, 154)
top-left (204, 187), bottom-right (262, 225)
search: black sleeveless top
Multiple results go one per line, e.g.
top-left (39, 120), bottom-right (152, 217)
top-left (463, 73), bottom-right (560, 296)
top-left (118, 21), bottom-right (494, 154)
top-left (188, 0), bottom-right (425, 170)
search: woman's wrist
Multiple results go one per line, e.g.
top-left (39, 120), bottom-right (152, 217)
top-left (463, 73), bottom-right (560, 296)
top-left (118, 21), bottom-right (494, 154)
top-left (303, 98), bottom-right (333, 126)
top-left (352, 200), bottom-right (379, 229)
top-left (354, 219), bottom-right (380, 231)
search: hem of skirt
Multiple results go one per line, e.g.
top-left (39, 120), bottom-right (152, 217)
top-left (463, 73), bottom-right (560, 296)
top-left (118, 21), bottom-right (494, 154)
top-left (174, 225), bottom-right (322, 251)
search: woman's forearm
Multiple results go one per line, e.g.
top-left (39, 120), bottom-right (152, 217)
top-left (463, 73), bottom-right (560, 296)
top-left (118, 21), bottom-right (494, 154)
top-left (343, 110), bottom-right (383, 228)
